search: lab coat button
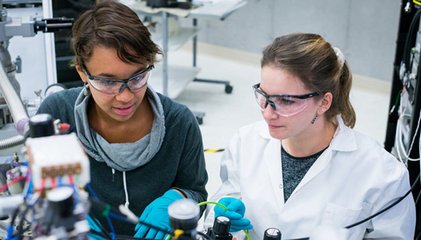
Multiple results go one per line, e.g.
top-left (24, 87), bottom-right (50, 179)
top-left (279, 184), bottom-right (283, 189)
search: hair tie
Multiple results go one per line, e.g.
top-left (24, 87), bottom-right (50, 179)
top-left (333, 46), bottom-right (345, 68)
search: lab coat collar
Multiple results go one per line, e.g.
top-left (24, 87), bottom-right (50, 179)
top-left (261, 115), bottom-right (357, 206)
top-left (329, 115), bottom-right (357, 153)
top-left (284, 116), bottom-right (358, 201)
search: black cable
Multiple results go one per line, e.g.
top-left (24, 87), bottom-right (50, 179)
top-left (403, 8), bottom-right (421, 69)
top-left (16, 203), bottom-right (32, 236)
top-left (89, 229), bottom-right (112, 240)
top-left (346, 173), bottom-right (420, 229)
top-left (6, 202), bottom-right (23, 239)
top-left (416, 229), bottom-right (421, 240)
top-left (416, 184), bottom-right (421, 204)
top-left (90, 216), bottom-right (113, 240)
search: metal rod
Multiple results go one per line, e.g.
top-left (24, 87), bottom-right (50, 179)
top-left (192, 18), bottom-right (197, 67)
top-left (162, 11), bottom-right (168, 96)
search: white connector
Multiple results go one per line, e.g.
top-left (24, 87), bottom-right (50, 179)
top-left (25, 133), bottom-right (90, 190)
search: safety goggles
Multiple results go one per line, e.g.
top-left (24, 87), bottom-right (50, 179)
top-left (253, 83), bottom-right (320, 117)
top-left (82, 65), bottom-right (154, 95)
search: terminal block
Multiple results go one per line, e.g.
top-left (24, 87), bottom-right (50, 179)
top-left (25, 133), bottom-right (90, 190)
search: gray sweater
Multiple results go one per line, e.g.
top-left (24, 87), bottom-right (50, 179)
top-left (37, 87), bottom-right (208, 235)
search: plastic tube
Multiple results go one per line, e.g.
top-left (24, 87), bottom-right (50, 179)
top-left (0, 47), bottom-right (29, 136)
top-left (0, 75), bottom-right (29, 135)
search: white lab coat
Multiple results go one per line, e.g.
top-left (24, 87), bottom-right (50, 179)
top-left (206, 117), bottom-right (416, 240)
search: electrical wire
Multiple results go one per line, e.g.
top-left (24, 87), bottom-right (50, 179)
top-left (89, 229), bottom-right (112, 240)
top-left (416, 229), bottom-right (421, 240)
top-left (16, 202), bottom-right (34, 237)
top-left (345, 173), bottom-right (420, 229)
top-left (0, 175), bottom-right (25, 193)
top-left (395, 112), bottom-right (421, 162)
top-left (197, 201), bottom-right (228, 210)
top-left (89, 197), bottom-right (173, 235)
top-left (415, 186), bottom-right (421, 205)
top-left (402, 8), bottom-right (421, 73)
top-left (6, 202), bottom-right (22, 240)
top-left (198, 201), bottom-right (250, 240)
top-left (414, 0), bottom-right (421, 6)
top-left (215, 172), bottom-right (419, 240)
top-left (105, 213), bottom-right (116, 240)
top-left (389, 90), bottom-right (401, 115)
top-left (84, 183), bottom-right (116, 239)
top-left (91, 217), bottom-right (112, 240)
top-left (405, 110), bottom-right (421, 161)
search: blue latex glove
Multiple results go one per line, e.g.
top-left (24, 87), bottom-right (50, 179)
top-left (214, 197), bottom-right (253, 232)
top-left (134, 189), bottom-right (183, 239)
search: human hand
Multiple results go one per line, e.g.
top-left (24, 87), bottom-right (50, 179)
top-left (134, 189), bottom-right (183, 239)
top-left (214, 197), bottom-right (253, 232)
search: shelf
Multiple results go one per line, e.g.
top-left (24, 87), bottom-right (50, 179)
top-left (148, 64), bottom-right (200, 99)
top-left (151, 27), bottom-right (199, 51)
top-left (122, 0), bottom-right (191, 17)
top-left (190, 0), bottom-right (247, 20)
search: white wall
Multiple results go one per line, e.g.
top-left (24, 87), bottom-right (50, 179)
top-left (182, 0), bottom-right (401, 82)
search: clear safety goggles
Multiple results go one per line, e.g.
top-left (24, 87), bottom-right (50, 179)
top-left (253, 83), bottom-right (320, 117)
top-left (82, 65), bottom-right (154, 95)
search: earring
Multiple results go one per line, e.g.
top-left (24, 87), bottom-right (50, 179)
top-left (83, 84), bottom-right (89, 96)
top-left (311, 113), bottom-right (318, 124)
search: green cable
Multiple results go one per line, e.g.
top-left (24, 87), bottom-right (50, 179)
top-left (197, 201), bottom-right (252, 240)
top-left (164, 234), bottom-right (171, 240)
top-left (102, 204), bottom-right (111, 217)
top-left (244, 230), bottom-right (251, 240)
top-left (197, 201), bottom-right (228, 211)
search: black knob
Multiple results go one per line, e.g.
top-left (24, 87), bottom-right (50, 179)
top-left (29, 113), bottom-right (55, 138)
top-left (263, 228), bottom-right (281, 240)
top-left (214, 216), bottom-right (231, 235)
top-left (47, 186), bottom-right (74, 218)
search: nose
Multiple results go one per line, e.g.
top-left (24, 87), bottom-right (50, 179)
top-left (262, 102), bottom-right (278, 119)
top-left (115, 87), bottom-right (134, 102)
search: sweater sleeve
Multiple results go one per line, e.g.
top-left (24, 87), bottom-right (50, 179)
top-left (171, 108), bottom-right (208, 213)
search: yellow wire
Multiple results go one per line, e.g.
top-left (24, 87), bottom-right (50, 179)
top-left (414, 0), bottom-right (421, 5)
top-left (203, 149), bottom-right (225, 153)
top-left (173, 229), bottom-right (184, 239)
top-left (197, 201), bottom-right (252, 240)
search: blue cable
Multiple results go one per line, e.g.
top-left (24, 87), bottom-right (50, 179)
top-left (108, 211), bottom-right (131, 223)
top-left (6, 225), bottom-right (15, 240)
top-left (85, 183), bottom-right (99, 200)
top-left (105, 214), bottom-right (116, 240)
top-left (57, 176), bottom-right (63, 187)
top-left (85, 183), bottom-right (116, 239)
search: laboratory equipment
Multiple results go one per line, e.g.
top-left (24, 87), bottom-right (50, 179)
top-left (263, 228), bottom-right (281, 240)
top-left (0, 0), bottom-right (72, 153)
top-left (0, 113), bottom-right (90, 239)
top-left (384, 1), bottom-right (421, 235)
top-left (168, 198), bottom-right (200, 239)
